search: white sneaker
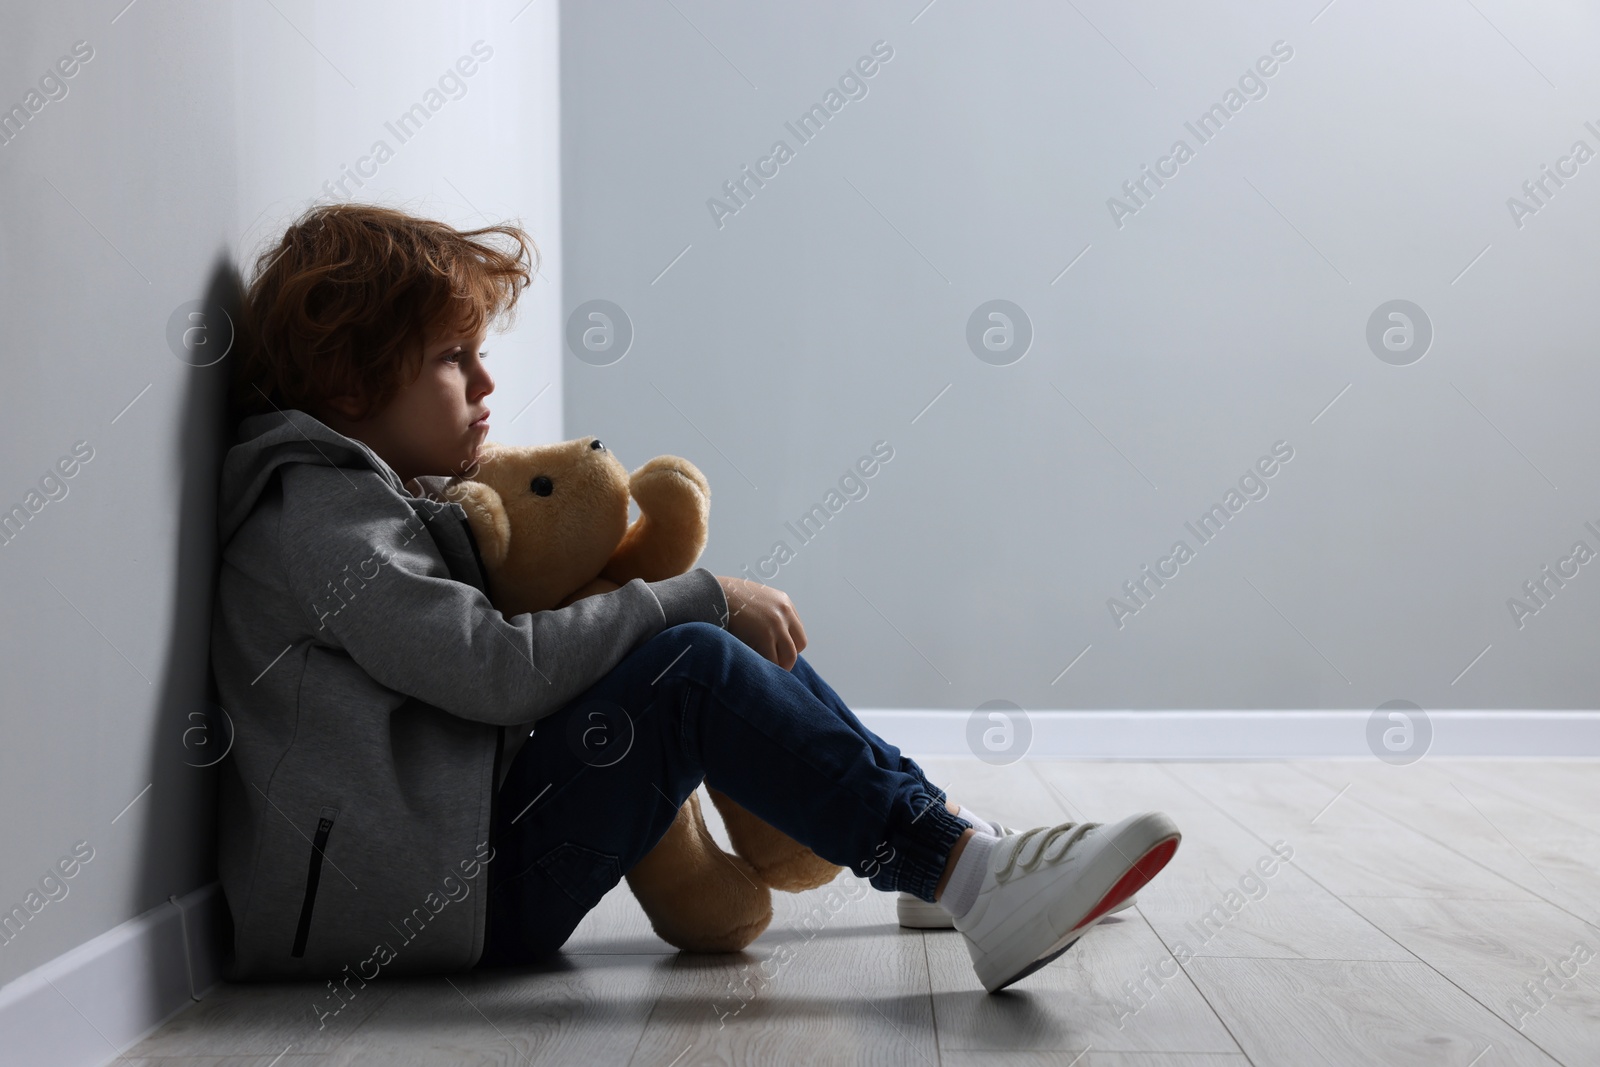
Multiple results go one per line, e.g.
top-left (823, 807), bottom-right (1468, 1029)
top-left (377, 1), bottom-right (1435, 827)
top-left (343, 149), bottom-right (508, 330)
top-left (896, 823), bottom-right (1137, 929)
top-left (954, 812), bottom-right (1181, 993)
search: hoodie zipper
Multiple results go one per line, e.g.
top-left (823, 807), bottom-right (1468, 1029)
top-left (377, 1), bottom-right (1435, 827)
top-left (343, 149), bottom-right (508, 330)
top-left (290, 806), bottom-right (339, 958)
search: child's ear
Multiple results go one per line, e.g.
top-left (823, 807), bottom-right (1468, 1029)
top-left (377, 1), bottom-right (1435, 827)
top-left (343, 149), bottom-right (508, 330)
top-left (447, 480), bottom-right (510, 570)
top-left (324, 392), bottom-right (367, 421)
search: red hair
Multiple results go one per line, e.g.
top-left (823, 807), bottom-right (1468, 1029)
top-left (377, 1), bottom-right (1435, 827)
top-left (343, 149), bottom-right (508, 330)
top-left (236, 203), bottom-right (536, 421)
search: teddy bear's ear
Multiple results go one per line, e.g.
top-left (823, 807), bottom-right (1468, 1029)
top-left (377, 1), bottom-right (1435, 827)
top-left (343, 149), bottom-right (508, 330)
top-left (447, 480), bottom-right (511, 570)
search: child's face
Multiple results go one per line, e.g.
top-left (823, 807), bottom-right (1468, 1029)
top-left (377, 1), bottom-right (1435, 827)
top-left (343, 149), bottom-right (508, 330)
top-left (330, 320), bottom-right (495, 483)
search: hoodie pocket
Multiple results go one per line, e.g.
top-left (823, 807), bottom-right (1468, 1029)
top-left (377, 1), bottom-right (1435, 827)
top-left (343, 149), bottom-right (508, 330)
top-left (290, 805), bottom-right (339, 958)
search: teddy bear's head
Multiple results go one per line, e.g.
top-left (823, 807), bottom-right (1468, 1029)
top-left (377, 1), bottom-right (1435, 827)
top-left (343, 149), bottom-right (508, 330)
top-left (449, 436), bottom-right (631, 612)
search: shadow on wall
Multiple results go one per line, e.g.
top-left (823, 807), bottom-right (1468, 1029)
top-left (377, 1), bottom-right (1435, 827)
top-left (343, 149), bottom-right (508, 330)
top-left (131, 250), bottom-right (246, 977)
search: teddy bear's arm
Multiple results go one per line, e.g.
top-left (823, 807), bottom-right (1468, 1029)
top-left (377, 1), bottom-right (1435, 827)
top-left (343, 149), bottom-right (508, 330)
top-left (600, 456), bottom-right (712, 585)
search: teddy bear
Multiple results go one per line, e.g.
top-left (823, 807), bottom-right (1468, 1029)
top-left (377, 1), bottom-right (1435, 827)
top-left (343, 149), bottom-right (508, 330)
top-left (444, 435), bottom-right (841, 952)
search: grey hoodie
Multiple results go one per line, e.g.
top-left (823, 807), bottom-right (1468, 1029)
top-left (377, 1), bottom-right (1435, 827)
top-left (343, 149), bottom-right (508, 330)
top-left (210, 409), bottom-right (728, 983)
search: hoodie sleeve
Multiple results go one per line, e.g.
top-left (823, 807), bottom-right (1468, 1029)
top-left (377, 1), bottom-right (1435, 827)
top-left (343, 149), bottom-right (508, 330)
top-left (278, 465), bottom-right (729, 726)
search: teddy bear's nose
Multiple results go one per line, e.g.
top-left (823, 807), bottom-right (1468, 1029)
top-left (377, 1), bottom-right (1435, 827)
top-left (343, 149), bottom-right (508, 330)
top-left (590, 439), bottom-right (605, 451)
top-left (529, 476), bottom-right (553, 497)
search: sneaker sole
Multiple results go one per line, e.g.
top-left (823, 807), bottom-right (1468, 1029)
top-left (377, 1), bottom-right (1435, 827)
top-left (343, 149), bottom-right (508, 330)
top-left (988, 933), bottom-right (1083, 990)
top-left (972, 820), bottom-right (1181, 993)
top-left (896, 891), bottom-right (1138, 929)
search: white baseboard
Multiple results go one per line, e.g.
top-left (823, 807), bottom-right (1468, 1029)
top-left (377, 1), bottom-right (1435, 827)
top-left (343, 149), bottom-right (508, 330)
top-left (855, 710), bottom-right (1600, 760)
top-left (0, 882), bottom-right (224, 1067)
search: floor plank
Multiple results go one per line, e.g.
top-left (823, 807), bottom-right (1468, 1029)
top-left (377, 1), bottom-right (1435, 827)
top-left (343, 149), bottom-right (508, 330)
top-left (118, 979), bottom-right (398, 1059)
top-left (116, 1057), bottom-right (323, 1066)
top-left (116, 761), bottom-right (1600, 1065)
top-left (625, 875), bottom-right (937, 1067)
top-left (942, 1055), bottom-right (1249, 1066)
top-left (926, 906), bottom-right (1240, 1056)
top-left (1288, 760), bottom-right (1600, 927)
top-left (1031, 763), bottom-right (1414, 962)
top-left (1445, 762), bottom-right (1600, 834)
top-left (1166, 762), bottom-right (1540, 901)
top-left (1183, 957), bottom-right (1562, 1066)
top-left (318, 958), bottom-right (672, 1066)
top-left (1339, 896), bottom-right (1600, 1066)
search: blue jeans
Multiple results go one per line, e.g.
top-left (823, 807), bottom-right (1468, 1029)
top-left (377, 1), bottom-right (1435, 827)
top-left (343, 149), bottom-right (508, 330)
top-left (478, 621), bottom-right (968, 966)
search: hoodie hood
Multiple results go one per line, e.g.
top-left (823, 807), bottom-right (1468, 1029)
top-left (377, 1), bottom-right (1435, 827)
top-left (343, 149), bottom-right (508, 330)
top-left (218, 409), bottom-right (407, 544)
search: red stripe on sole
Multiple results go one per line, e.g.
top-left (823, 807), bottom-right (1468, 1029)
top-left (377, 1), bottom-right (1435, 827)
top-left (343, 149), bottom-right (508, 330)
top-left (1071, 836), bottom-right (1179, 932)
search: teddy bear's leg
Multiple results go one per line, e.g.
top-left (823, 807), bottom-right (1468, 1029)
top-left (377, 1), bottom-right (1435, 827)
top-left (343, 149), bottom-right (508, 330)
top-left (705, 788), bottom-right (843, 893)
top-left (624, 790), bottom-right (773, 952)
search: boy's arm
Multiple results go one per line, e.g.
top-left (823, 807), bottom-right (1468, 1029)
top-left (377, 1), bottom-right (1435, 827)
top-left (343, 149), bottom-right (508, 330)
top-left (281, 466), bottom-right (727, 726)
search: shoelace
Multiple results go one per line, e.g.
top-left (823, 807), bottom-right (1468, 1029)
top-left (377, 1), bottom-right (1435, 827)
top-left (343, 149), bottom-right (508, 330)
top-left (994, 821), bottom-right (1102, 883)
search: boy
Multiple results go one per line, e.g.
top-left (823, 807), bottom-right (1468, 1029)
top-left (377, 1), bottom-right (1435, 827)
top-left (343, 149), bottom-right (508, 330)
top-left (211, 204), bottom-right (1180, 996)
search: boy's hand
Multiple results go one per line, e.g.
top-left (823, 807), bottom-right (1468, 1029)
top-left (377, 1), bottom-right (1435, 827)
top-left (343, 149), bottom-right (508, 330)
top-left (716, 576), bottom-right (807, 670)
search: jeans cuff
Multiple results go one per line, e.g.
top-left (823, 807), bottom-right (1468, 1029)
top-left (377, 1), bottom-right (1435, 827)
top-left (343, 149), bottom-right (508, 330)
top-left (875, 790), bottom-right (969, 902)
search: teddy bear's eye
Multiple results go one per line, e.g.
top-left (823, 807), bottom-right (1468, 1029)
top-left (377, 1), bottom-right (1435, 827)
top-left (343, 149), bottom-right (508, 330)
top-left (590, 439), bottom-right (605, 451)
top-left (529, 476), bottom-right (553, 497)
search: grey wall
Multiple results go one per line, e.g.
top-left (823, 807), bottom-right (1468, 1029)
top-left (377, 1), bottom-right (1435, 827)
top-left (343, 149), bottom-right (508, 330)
top-left (0, 0), bottom-right (560, 988)
top-left (562, 0), bottom-right (1600, 714)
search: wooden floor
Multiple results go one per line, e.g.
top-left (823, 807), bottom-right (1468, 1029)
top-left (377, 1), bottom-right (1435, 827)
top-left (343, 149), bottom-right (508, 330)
top-left (117, 760), bottom-right (1600, 1066)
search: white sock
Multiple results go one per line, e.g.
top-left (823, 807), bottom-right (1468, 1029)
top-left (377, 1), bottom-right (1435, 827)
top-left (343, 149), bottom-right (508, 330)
top-left (937, 831), bottom-right (997, 919)
top-left (951, 804), bottom-right (1002, 838)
